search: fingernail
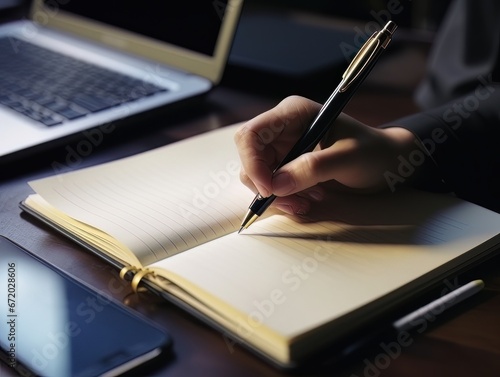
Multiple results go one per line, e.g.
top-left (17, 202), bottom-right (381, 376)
top-left (272, 172), bottom-right (295, 196)
top-left (275, 203), bottom-right (309, 216)
top-left (275, 204), bottom-right (294, 215)
top-left (307, 189), bottom-right (324, 201)
top-left (257, 186), bottom-right (271, 198)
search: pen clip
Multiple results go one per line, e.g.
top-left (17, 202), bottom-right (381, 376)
top-left (339, 21), bottom-right (396, 93)
top-left (339, 34), bottom-right (380, 93)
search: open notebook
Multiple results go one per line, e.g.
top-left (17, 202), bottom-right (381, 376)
top-left (21, 124), bottom-right (500, 367)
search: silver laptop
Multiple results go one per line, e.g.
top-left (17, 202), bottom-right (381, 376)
top-left (0, 0), bottom-right (243, 162)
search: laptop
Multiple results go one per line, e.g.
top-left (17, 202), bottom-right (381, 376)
top-left (0, 0), bottom-right (243, 163)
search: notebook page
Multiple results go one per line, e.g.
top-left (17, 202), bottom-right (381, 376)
top-left (151, 190), bottom-right (500, 339)
top-left (28, 125), bottom-right (254, 266)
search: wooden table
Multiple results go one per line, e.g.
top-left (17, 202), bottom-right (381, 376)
top-left (1, 7), bottom-right (499, 376)
top-left (1, 82), bottom-right (500, 376)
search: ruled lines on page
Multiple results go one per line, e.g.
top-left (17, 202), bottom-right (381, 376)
top-left (29, 125), bottom-right (253, 266)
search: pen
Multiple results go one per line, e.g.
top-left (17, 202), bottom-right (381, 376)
top-left (392, 279), bottom-right (485, 332)
top-left (239, 20), bottom-right (398, 233)
top-left (341, 279), bottom-right (485, 359)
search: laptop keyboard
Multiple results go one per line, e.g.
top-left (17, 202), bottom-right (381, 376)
top-left (0, 37), bottom-right (167, 127)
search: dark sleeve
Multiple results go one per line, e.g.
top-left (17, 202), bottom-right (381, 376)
top-left (382, 0), bottom-right (500, 212)
top-left (414, 0), bottom-right (500, 109)
top-left (387, 87), bottom-right (500, 212)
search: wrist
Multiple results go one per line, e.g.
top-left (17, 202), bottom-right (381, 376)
top-left (382, 126), bottom-right (443, 190)
top-left (383, 126), bottom-right (417, 153)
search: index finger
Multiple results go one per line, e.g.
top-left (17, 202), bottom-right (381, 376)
top-left (234, 96), bottom-right (321, 197)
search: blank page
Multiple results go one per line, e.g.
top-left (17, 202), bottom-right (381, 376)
top-left (151, 189), bottom-right (500, 339)
top-left (28, 125), bottom-right (253, 266)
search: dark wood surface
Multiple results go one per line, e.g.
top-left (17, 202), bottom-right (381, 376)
top-left (1, 6), bottom-right (500, 377)
top-left (1, 83), bottom-right (500, 377)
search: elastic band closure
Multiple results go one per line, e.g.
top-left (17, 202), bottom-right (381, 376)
top-left (119, 265), bottom-right (139, 280)
top-left (131, 268), bottom-right (154, 293)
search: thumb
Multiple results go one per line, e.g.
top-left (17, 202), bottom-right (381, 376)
top-left (271, 151), bottom-right (328, 196)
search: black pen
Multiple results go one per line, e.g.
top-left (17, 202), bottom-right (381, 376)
top-left (239, 21), bottom-right (398, 232)
top-left (339, 279), bottom-right (485, 361)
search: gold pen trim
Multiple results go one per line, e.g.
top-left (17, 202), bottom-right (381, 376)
top-left (340, 21), bottom-right (396, 93)
top-left (239, 210), bottom-right (259, 233)
top-left (340, 36), bottom-right (380, 93)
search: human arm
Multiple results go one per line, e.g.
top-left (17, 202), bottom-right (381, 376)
top-left (388, 86), bottom-right (500, 212)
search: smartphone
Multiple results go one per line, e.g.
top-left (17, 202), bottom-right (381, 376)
top-left (0, 236), bottom-right (171, 377)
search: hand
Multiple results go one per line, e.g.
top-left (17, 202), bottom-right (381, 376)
top-left (234, 95), bottom-right (417, 215)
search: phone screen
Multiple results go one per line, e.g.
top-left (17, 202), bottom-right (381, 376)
top-left (0, 236), bottom-right (171, 377)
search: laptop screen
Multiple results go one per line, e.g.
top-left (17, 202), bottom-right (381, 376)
top-left (45, 0), bottom-right (229, 57)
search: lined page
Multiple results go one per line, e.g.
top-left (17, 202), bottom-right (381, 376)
top-left (28, 125), bottom-right (254, 266)
top-left (151, 189), bottom-right (500, 339)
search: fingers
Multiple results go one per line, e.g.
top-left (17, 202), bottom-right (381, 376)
top-left (235, 95), bottom-right (412, 219)
top-left (271, 124), bottom-right (418, 197)
top-left (234, 96), bottom-right (321, 197)
top-left (273, 195), bottom-right (313, 216)
top-left (269, 112), bottom-right (375, 196)
top-left (273, 186), bottom-right (326, 215)
top-left (271, 150), bottom-right (333, 196)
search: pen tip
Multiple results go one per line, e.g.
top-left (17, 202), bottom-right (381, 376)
top-left (238, 227), bottom-right (244, 234)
